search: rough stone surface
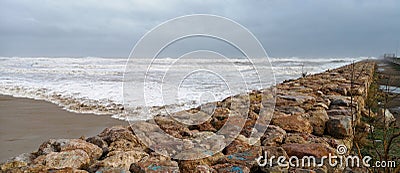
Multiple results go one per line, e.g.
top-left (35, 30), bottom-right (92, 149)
top-left (89, 150), bottom-right (149, 172)
top-left (38, 139), bottom-right (102, 161)
top-left (129, 152), bottom-right (179, 173)
top-left (307, 109), bottom-right (329, 136)
top-left (212, 163), bottom-right (250, 173)
top-left (36, 149), bottom-right (90, 169)
top-left (271, 115), bottom-right (313, 133)
top-left (260, 125), bottom-right (286, 146)
top-left (377, 108), bottom-right (396, 127)
top-left (326, 115), bottom-right (353, 139)
top-left (282, 143), bottom-right (334, 158)
top-left (98, 125), bottom-right (147, 150)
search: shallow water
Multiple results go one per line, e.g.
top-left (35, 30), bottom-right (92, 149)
top-left (0, 56), bottom-right (375, 120)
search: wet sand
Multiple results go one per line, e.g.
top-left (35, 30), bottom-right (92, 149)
top-left (0, 95), bottom-right (127, 162)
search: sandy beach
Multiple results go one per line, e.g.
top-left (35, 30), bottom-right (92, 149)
top-left (0, 95), bottom-right (127, 162)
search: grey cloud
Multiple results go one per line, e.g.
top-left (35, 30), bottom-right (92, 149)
top-left (0, 0), bottom-right (399, 57)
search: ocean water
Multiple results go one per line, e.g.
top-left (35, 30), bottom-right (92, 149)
top-left (0, 56), bottom-right (374, 121)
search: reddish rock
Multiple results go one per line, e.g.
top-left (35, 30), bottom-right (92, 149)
top-left (179, 152), bottom-right (224, 173)
top-left (282, 143), bottom-right (334, 158)
top-left (261, 146), bottom-right (289, 160)
top-left (307, 109), bottom-right (329, 136)
top-left (271, 115), bottom-right (313, 133)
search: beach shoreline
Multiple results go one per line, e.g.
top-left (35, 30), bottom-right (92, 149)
top-left (0, 95), bottom-right (127, 162)
top-left (1, 60), bottom-right (399, 172)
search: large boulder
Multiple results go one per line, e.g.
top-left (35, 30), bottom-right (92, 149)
top-left (282, 143), bottom-right (334, 158)
top-left (307, 109), bottom-right (329, 136)
top-left (89, 149), bottom-right (148, 172)
top-left (130, 153), bottom-right (179, 173)
top-left (154, 116), bottom-right (192, 138)
top-left (284, 133), bottom-right (307, 144)
top-left (327, 108), bottom-right (352, 117)
top-left (179, 152), bottom-right (225, 173)
top-left (377, 109), bottom-right (396, 127)
top-left (260, 125), bottom-right (287, 146)
top-left (35, 149), bottom-right (90, 169)
top-left (86, 136), bottom-right (109, 157)
top-left (326, 115), bottom-right (353, 139)
top-left (98, 126), bottom-right (147, 150)
top-left (0, 153), bottom-right (36, 171)
top-left (276, 94), bottom-right (315, 107)
top-left (218, 146), bottom-right (262, 171)
top-left (37, 139), bottom-right (102, 161)
top-left (275, 105), bottom-right (305, 115)
top-left (271, 115), bottom-right (313, 133)
top-left (258, 146), bottom-right (289, 172)
top-left (223, 135), bottom-right (252, 155)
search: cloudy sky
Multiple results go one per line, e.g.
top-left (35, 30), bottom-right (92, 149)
top-left (1, 0), bottom-right (399, 58)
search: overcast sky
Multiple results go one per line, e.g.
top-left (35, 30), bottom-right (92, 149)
top-left (1, 0), bottom-right (399, 58)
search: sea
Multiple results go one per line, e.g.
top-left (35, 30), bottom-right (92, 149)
top-left (0, 56), bottom-right (375, 121)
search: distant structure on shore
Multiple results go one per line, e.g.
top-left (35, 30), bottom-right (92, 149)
top-left (383, 53), bottom-right (400, 65)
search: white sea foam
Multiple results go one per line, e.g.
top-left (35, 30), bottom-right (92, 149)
top-left (0, 56), bottom-right (375, 121)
